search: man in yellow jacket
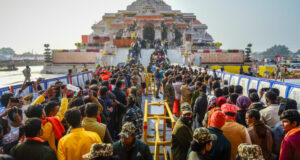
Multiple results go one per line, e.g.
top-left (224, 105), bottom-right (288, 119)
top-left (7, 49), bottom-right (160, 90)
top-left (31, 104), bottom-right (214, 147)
top-left (29, 85), bottom-right (69, 152)
top-left (57, 108), bottom-right (102, 160)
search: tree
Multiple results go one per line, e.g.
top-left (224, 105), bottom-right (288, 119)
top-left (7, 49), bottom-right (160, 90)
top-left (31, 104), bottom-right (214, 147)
top-left (44, 44), bottom-right (52, 62)
top-left (0, 47), bottom-right (15, 55)
top-left (261, 45), bottom-right (292, 59)
top-left (245, 43), bottom-right (252, 62)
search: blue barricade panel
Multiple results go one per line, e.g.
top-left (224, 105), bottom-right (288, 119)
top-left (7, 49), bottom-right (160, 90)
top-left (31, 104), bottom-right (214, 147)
top-left (83, 74), bottom-right (89, 82)
top-left (248, 79), bottom-right (259, 91)
top-left (230, 75), bottom-right (240, 86)
top-left (272, 82), bottom-right (288, 98)
top-left (223, 73), bottom-right (231, 84)
top-left (72, 75), bottom-right (79, 86)
top-left (239, 77), bottom-right (250, 96)
top-left (78, 74), bottom-right (85, 88)
top-left (258, 80), bottom-right (271, 92)
top-left (88, 72), bottom-right (93, 80)
top-left (288, 87), bottom-right (300, 109)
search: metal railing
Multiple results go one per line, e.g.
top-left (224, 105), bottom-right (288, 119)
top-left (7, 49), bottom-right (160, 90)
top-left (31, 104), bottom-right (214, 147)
top-left (143, 100), bottom-right (176, 160)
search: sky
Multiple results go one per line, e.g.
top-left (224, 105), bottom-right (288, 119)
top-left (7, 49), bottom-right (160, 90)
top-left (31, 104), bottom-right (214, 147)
top-left (0, 0), bottom-right (299, 54)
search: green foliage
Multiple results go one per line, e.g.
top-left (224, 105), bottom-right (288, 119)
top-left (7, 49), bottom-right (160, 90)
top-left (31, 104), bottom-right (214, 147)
top-left (0, 47), bottom-right (15, 55)
top-left (261, 45), bottom-right (292, 58)
top-left (43, 44), bottom-right (52, 62)
top-left (245, 43), bottom-right (252, 62)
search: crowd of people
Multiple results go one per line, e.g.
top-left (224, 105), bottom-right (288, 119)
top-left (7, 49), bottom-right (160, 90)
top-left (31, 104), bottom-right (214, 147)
top-left (0, 62), bottom-right (299, 160)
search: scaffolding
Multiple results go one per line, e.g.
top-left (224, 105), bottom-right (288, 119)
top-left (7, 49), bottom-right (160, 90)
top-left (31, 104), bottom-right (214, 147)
top-left (143, 100), bottom-right (176, 160)
top-left (145, 73), bottom-right (156, 96)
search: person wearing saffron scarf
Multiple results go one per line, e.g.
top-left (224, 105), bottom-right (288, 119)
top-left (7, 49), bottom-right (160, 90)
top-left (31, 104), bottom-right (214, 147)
top-left (28, 85), bottom-right (69, 152)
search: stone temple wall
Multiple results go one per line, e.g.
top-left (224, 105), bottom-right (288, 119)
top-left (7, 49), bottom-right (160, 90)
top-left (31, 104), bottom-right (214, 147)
top-left (52, 52), bottom-right (98, 64)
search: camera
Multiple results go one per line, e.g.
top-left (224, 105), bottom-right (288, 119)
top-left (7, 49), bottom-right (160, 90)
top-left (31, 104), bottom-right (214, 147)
top-left (10, 97), bottom-right (20, 103)
top-left (26, 81), bottom-right (33, 86)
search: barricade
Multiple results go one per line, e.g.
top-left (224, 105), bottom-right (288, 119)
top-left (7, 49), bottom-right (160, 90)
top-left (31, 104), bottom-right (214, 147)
top-left (207, 70), bottom-right (300, 108)
top-left (145, 73), bottom-right (156, 96)
top-left (0, 71), bottom-right (94, 107)
top-left (143, 100), bottom-right (176, 160)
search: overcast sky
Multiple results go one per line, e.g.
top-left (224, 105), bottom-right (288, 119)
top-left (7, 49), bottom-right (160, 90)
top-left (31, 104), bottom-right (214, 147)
top-left (0, 0), bottom-right (299, 54)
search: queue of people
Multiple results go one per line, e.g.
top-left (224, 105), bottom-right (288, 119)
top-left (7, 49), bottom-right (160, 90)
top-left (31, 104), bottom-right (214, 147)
top-left (0, 63), bottom-right (299, 160)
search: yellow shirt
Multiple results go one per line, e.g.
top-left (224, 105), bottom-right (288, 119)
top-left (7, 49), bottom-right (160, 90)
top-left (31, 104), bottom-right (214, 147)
top-left (31, 95), bottom-right (69, 152)
top-left (57, 128), bottom-right (102, 160)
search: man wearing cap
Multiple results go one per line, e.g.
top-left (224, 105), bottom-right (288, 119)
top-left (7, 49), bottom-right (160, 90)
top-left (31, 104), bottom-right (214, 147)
top-left (164, 75), bottom-right (175, 111)
top-left (187, 127), bottom-right (217, 160)
top-left (113, 122), bottom-right (152, 160)
top-left (131, 76), bottom-right (142, 108)
top-left (83, 143), bottom-right (115, 160)
top-left (237, 143), bottom-right (264, 160)
top-left (171, 102), bottom-right (193, 160)
top-left (207, 111), bottom-right (231, 160)
top-left (194, 85), bottom-right (208, 127)
top-left (221, 104), bottom-right (251, 160)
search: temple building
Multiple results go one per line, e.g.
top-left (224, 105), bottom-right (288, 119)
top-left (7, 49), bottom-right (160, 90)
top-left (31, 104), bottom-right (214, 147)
top-left (77, 0), bottom-right (215, 49)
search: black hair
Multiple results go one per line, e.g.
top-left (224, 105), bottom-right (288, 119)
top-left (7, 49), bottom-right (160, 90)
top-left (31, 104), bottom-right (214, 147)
top-left (248, 89), bottom-right (257, 95)
top-left (100, 86), bottom-right (109, 97)
top-left (214, 88), bottom-right (223, 98)
top-left (24, 118), bottom-right (42, 137)
top-left (8, 107), bottom-right (23, 122)
top-left (196, 81), bottom-right (202, 87)
top-left (69, 98), bottom-right (84, 108)
top-left (89, 85), bottom-right (99, 93)
top-left (228, 85), bottom-right (235, 94)
top-left (102, 81), bottom-right (109, 87)
top-left (79, 105), bottom-right (86, 117)
top-left (223, 87), bottom-right (229, 96)
top-left (223, 80), bottom-right (228, 85)
top-left (185, 78), bottom-right (192, 85)
top-left (90, 79), bottom-right (98, 85)
top-left (190, 140), bottom-right (210, 152)
top-left (265, 91), bottom-right (277, 102)
top-left (110, 78), bottom-right (117, 85)
top-left (212, 81), bottom-right (220, 90)
top-left (25, 104), bottom-right (44, 118)
top-left (64, 108), bottom-right (82, 128)
top-left (280, 109), bottom-right (300, 126)
top-left (234, 85), bottom-right (243, 94)
top-left (175, 75), bottom-right (182, 81)
top-left (246, 109), bottom-right (260, 121)
top-left (284, 99), bottom-right (298, 110)
top-left (0, 93), bottom-right (14, 107)
top-left (225, 112), bottom-right (236, 117)
top-left (249, 92), bottom-right (259, 102)
top-left (230, 93), bottom-right (239, 105)
top-left (269, 88), bottom-right (280, 97)
top-left (0, 118), bottom-right (9, 134)
top-left (85, 80), bottom-right (90, 86)
top-left (85, 103), bottom-right (98, 117)
top-left (116, 80), bottom-right (123, 88)
top-left (44, 101), bottom-right (59, 116)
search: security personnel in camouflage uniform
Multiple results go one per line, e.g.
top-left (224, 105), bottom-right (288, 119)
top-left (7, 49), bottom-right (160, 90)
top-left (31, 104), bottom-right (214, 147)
top-left (124, 94), bottom-right (143, 139)
top-left (187, 127), bottom-right (217, 160)
top-left (131, 76), bottom-right (142, 108)
top-left (164, 75), bottom-right (175, 111)
top-left (171, 103), bottom-right (193, 160)
top-left (237, 143), bottom-right (264, 160)
top-left (82, 143), bottom-right (114, 159)
top-left (113, 122), bottom-right (153, 160)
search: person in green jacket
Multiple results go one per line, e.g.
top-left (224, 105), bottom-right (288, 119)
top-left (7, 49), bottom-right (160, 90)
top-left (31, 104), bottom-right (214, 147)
top-left (171, 102), bottom-right (193, 160)
top-left (10, 118), bottom-right (57, 160)
top-left (113, 122), bottom-right (152, 160)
